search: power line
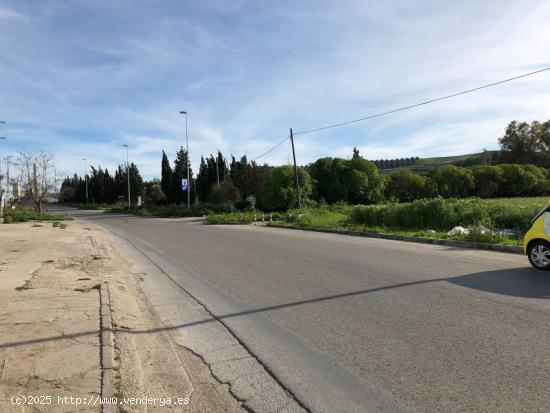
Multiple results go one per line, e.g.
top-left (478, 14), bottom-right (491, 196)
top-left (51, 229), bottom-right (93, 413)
top-left (294, 66), bottom-right (550, 136)
top-left (252, 135), bottom-right (289, 161)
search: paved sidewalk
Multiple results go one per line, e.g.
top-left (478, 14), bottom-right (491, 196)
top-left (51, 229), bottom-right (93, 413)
top-left (0, 222), bottom-right (104, 412)
top-left (0, 219), bottom-right (246, 413)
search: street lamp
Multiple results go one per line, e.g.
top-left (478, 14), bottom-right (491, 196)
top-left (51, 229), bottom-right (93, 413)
top-left (83, 158), bottom-right (88, 203)
top-left (179, 111), bottom-right (190, 209)
top-left (122, 144), bottom-right (131, 208)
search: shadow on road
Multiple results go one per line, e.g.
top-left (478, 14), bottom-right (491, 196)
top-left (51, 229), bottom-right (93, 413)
top-left (1, 265), bottom-right (546, 349)
top-left (449, 267), bottom-right (550, 299)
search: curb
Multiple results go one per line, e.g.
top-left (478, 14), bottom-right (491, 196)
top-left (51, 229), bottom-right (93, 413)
top-left (99, 282), bottom-right (115, 413)
top-left (268, 224), bottom-right (525, 255)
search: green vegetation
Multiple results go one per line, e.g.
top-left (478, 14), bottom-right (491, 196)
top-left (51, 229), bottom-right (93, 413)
top-left (207, 211), bottom-right (257, 224)
top-left (349, 197), bottom-right (544, 233)
top-left (207, 197), bottom-right (550, 246)
top-left (106, 202), bottom-right (237, 217)
top-left (3, 207), bottom-right (72, 224)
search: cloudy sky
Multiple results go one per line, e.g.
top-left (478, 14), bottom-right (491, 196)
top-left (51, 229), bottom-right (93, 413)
top-left (0, 0), bottom-right (549, 179)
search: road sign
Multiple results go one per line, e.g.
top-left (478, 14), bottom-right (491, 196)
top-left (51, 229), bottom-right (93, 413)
top-left (181, 179), bottom-right (188, 192)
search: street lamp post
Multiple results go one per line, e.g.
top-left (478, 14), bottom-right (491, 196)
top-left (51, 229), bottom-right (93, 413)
top-left (179, 111), bottom-right (190, 209)
top-left (5, 155), bottom-right (11, 202)
top-left (122, 145), bottom-right (131, 208)
top-left (82, 158), bottom-right (88, 203)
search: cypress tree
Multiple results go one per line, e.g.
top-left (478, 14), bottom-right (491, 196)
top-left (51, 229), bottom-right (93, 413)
top-left (161, 150), bottom-right (173, 203)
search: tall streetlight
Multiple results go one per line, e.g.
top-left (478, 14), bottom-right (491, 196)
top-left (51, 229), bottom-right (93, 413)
top-left (179, 111), bottom-right (190, 209)
top-left (122, 144), bottom-right (131, 208)
top-left (83, 158), bottom-right (89, 203)
top-left (5, 155), bottom-right (12, 201)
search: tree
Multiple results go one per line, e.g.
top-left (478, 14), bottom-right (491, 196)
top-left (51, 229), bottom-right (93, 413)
top-left (17, 150), bottom-right (56, 213)
top-left (309, 156), bottom-right (383, 204)
top-left (207, 181), bottom-right (240, 204)
top-left (171, 147), bottom-right (193, 204)
top-left (161, 150), bottom-right (173, 203)
top-left (471, 165), bottom-right (502, 198)
top-left (384, 169), bottom-right (428, 202)
top-left (144, 179), bottom-right (166, 205)
top-left (352, 147), bottom-right (360, 159)
top-left (498, 121), bottom-right (539, 163)
top-left (430, 165), bottom-right (474, 198)
top-left (257, 166), bottom-right (312, 211)
top-left (497, 164), bottom-right (544, 196)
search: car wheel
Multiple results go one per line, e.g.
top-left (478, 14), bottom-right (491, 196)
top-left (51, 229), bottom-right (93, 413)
top-left (528, 240), bottom-right (550, 270)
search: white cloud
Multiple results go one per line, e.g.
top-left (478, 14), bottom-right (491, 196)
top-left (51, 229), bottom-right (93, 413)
top-left (1, 0), bottom-right (550, 178)
top-left (0, 5), bottom-right (28, 22)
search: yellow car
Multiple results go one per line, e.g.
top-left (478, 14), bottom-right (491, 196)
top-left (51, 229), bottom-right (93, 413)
top-left (524, 206), bottom-right (550, 270)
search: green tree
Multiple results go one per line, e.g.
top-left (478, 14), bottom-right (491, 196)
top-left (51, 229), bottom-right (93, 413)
top-left (430, 165), bottom-right (474, 198)
top-left (384, 169), bottom-right (428, 202)
top-left (497, 164), bottom-right (545, 196)
top-left (161, 150), bottom-right (173, 203)
top-left (171, 147), bottom-right (193, 204)
top-left (309, 156), bottom-right (383, 204)
top-left (144, 179), bottom-right (166, 205)
top-left (498, 121), bottom-right (539, 163)
top-left (207, 181), bottom-right (240, 204)
top-left (471, 165), bottom-right (502, 198)
top-left (257, 166), bottom-right (312, 211)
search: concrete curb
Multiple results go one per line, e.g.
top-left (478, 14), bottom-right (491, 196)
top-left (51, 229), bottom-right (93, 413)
top-left (99, 282), bottom-right (115, 413)
top-left (268, 224), bottom-right (525, 255)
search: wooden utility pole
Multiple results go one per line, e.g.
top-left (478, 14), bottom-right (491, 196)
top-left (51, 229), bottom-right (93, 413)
top-left (290, 128), bottom-right (302, 209)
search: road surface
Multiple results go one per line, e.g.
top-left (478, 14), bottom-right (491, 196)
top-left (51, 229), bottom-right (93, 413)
top-left (62, 207), bottom-right (550, 413)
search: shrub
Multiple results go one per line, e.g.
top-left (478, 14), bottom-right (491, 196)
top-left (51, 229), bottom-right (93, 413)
top-left (471, 165), bottom-right (502, 198)
top-left (384, 169), bottom-right (428, 202)
top-left (257, 166), bottom-right (312, 211)
top-left (430, 165), bottom-right (474, 198)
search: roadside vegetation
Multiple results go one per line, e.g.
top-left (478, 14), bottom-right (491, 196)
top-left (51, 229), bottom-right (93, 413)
top-left (59, 118), bottom-right (550, 246)
top-left (3, 206), bottom-right (72, 224)
top-left (208, 197), bottom-right (548, 246)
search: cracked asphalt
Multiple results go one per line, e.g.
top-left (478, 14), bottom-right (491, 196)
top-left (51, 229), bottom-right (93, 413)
top-left (66, 208), bottom-right (550, 413)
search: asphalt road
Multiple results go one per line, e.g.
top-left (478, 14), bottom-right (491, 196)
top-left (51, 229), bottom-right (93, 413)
top-left (63, 208), bottom-right (550, 413)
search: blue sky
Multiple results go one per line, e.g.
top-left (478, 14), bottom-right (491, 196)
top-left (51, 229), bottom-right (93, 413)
top-left (1, 0), bottom-right (549, 180)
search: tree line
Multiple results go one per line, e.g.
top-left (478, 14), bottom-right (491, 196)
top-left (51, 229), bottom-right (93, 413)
top-left (60, 118), bottom-right (550, 211)
top-left (60, 163), bottom-right (143, 204)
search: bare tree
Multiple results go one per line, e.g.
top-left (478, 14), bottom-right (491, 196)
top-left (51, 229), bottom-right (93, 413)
top-left (17, 150), bottom-right (56, 214)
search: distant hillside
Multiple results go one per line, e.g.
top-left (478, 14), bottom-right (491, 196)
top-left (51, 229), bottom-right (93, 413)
top-left (372, 150), bottom-right (500, 174)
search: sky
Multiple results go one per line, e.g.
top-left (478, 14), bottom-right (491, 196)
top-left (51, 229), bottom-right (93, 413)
top-left (0, 0), bottom-right (549, 180)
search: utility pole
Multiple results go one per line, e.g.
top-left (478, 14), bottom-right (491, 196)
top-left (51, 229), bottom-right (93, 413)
top-left (83, 158), bottom-right (89, 203)
top-left (5, 156), bottom-right (11, 203)
top-left (290, 128), bottom-right (302, 209)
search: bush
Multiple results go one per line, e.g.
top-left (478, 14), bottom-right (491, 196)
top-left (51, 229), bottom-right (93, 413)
top-left (497, 164), bottom-right (544, 196)
top-left (349, 197), bottom-right (538, 232)
top-left (257, 166), bottom-right (312, 211)
top-left (384, 169), bottom-right (428, 202)
top-left (471, 165), bottom-right (502, 198)
top-left (430, 165), bottom-right (474, 198)
top-left (3, 207), bottom-right (72, 224)
top-left (309, 156), bottom-right (384, 204)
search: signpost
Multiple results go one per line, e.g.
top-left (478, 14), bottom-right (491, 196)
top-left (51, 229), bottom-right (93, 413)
top-left (181, 178), bottom-right (188, 192)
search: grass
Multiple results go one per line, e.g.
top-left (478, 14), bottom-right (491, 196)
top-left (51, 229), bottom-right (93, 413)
top-left (206, 197), bottom-right (550, 246)
top-left (106, 202), bottom-right (238, 218)
top-left (3, 206), bottom-right (72, 224)
top-left (207, 211), bottom-right (264, 224)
